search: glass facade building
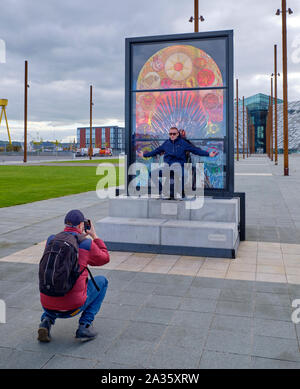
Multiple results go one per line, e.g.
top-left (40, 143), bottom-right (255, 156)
top-left (239, 93), bottom-right (283, 153)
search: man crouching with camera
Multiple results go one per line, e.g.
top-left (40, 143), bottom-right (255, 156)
top-left (38, 209), bottom-right (110, 342)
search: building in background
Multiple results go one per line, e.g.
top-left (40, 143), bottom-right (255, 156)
top-left (77, 126), bottom-right (125, 155)
top-left (234, 93), bottom-right (300, 153)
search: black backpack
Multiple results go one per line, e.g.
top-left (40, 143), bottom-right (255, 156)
top-left (39, 231), bottom-right (99, 297)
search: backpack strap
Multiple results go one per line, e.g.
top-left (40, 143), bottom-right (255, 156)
top-left (85, 266), bottom-right (100, 292)
top-left (63, 232), bottom-right (101, 292)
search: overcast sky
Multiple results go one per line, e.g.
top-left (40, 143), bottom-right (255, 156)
top-left (0, 0), bottom-right (300, 142)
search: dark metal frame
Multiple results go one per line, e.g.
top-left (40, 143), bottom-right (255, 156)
top-left (125, 30), bottom-right (235, 197)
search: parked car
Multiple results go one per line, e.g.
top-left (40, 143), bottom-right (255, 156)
top-left (98, 148), bottom-right (112, 156)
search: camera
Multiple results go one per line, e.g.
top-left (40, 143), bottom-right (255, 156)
top-left (84, 219), bottom-right (91, 232)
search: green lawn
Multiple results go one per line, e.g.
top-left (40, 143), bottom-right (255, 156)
top-left (0, 165), bottom-right (124, 208)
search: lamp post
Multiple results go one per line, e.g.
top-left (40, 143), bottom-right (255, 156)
top-left (252, 123), bottom-right (255, 154)
top-left (270, 76), bottom-right (274, 161)
top-left (24, 60), bottom-right (29, 163)
top-left (189, 0), bottom-right (205, 32)
top-left (242, 96), bottom-right (245, 159)
top-left (266, 96), bottom-right (271, 158)
top-left (89, 85), bottom-right (93, 160)
top-left (272, 44), bottom-right (280, 166)
top-left (236, 79), bottom-right (239, 161)
top-left (246, 108), bottom-right (249, 158)
top-left (276, 1), bottom-right (293, 175)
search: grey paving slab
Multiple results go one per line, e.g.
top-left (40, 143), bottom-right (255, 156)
top-left (211, 314), bottom-right (253, 334)
top-left (153, 282), bottom-right (191, 298)
top-left (254, 281), bottom-right (289, 295)
top-left (103, 338), bottom-right (155, 368)
top-left (252, 356), bottom-right (300, 369)
top-left (185, 286), bottom-right (221, 300)
top-left (0, 348), bottom-right (54, 369)
top-left (42, 354), bottom-right (97, 369)
top-left (145, 294), bottom-right (182, 310)
top-left (252, 335), bottom-right (300, 362)
top-left (103, 278), bottom-right (132, 292)
top-left (147, 342), bottom-right (202, 369)
top-left (106, 270), bottom-right (139, 283)
top-left (219, 288), bottom-right (254, 303)
top-left (104, 290), bottom-right (150, 307)
top-left (205, 329), bottom-right (252, 355)
top-left (178, 297), bottom-right (217, 313)
top-left (254, 291), bottom-right (292, 306)
top-left (5, 285), bottom-right (41, 310)
top-left (160, 273), bottom-right (194, 287)
top-left (288, 283), bottom-right (300, 296)
top-left (0, 262), bottom-right (34, 280)
top-left (254, 303), bottom-right (293, 322)
top-left (253, 318), bottom-right (297, 339)
top-left (58, 318), bottom-right (131, 360)
top-left (215, 300), bottom-right (254, 318)
top-left (223, 279), bottom-right (255, 291)
top-left (130, 272), bottom-right (167, 284)
top-left (94, 361), bottom-right (140, 369)
top-left (160, 325), bottom-right (208, 351)
top-left (118, 321), bottom-right (167, 343)
top-left (190, 276), bottom-right (225, 289)
top-left (199, 350), bottom-right (252, 369)
top-left (170, 310), bottom-right (213, 330)
top-left (0, 326), bottom-right (35, 349)
top-left (123, 280), bottom-right (160, 295)
top-left (134, 306), bottom-right (176, 325)
top-left (0, 280), bottom-right (31, 298)
top-left (99, 302), bottom-right (141, 321)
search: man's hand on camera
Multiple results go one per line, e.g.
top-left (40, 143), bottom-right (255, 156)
top-left (86, 221), bottom-right (98, 240)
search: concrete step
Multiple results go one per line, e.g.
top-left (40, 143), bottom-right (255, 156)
top-left (96, 216), bottom-right (167, 245)
top-left (96, 216), bottom-right (238, 250)
top-left (108, 196), bottom-right (239, 223)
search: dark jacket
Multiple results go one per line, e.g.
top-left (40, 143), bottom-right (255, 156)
top-left (143, 136), bottom-right (209, 166)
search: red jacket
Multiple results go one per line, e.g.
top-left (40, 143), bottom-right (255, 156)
top-left (40, 226), bottom-right (110, 311)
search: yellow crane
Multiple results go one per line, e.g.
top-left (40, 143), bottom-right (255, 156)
top-left (0, 99), bottom-right (12, 144)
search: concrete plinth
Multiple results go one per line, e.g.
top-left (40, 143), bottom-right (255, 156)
top-left (96, 196), bottom-right (241, 258)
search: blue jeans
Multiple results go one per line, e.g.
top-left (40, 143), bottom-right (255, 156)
top-left (41, 275), bottom-right (108, 326)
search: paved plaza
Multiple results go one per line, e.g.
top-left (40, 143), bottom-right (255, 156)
top-left (1, 154), bottom-right (300, 369)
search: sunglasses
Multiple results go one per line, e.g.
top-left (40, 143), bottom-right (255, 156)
top-left (169, 132), bottom-right (178, 136)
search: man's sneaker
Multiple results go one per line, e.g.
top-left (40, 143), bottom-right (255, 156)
top-left (37, 318), bottom-right (52, 342)
top-left (75, 323), bottom-right (98, 342)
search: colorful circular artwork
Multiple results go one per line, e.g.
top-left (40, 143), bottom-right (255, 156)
top-left (135, 44), bottom-right (224, 139)
top-left (137, 45), bottom-right (223, 90)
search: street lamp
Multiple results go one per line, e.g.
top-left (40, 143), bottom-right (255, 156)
top-left (272, 42), bottom-right (281, 166)
top-left (270, 76), bottom-right (274, 161)
top-left (235, 79), bottom-right (241, 161)
top-left (276, 1), bottom-right (293, 176)
top-left (242, 96), bottom-right (245, 159)
top-left (89, 85), bottom-right (94, 160)
top-left (24, 60), bottom-right (30, 163)
top-left (189, 0), bottom-right (205, 32)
